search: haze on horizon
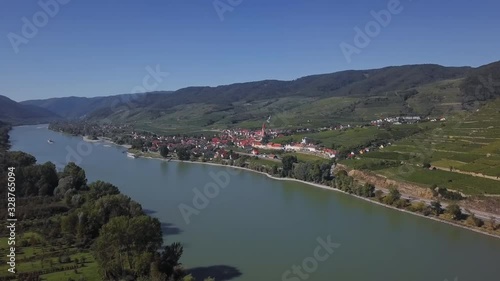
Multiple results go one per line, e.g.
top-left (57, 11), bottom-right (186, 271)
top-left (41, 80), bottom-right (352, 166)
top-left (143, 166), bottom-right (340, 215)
top-left (1, 0), bottom-right (500, 102)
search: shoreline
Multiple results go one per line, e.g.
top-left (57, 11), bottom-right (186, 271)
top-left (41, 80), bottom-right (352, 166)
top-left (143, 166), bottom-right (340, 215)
top-left (140, 155), bottom-right (500, 239)
top-left (69, 130), bottom-right (500, 239)
top-left (82, 135), bottom-right (132, 149)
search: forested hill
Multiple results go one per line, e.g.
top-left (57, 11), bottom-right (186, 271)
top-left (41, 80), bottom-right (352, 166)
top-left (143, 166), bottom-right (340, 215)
top-left (0, 95), bottom-right (61, 125)
top-left (21, 92), bottom-right (170, 120)
top-left (21, 61), bottom-right (500, 131)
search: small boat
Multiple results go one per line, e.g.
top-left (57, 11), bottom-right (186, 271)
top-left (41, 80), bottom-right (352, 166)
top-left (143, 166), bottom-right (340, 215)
top-left (47, 139), bottom-right (54, 144)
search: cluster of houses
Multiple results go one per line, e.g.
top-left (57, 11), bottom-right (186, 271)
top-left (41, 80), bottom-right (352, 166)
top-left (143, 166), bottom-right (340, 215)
top-left (130, 126), bottom-right (343, 160)
top-left (128, 117), bottom-right (401, 161)
top-left (371, 115), bottom-right (448, 125)
top-left (371, 116), bottom-right (422, 125)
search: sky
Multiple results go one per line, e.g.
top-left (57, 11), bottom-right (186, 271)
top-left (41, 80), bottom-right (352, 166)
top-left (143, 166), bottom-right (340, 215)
top-left (1, 0), bottom-right (500, 102)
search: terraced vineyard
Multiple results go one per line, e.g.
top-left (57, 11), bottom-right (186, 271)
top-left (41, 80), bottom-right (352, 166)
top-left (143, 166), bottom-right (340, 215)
top-left (343, 99), bottom-right (500, 195)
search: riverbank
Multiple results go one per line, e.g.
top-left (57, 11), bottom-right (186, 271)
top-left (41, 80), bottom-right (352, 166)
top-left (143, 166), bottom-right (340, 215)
top-left (75, 131), bottom-right (500, 238)
top-left (82, 135), bottom-right (132, 149)
top-left (138, 154), bottom-right (500, 239)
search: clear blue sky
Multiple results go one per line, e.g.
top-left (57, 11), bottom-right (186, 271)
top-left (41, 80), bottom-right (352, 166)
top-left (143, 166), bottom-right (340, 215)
top-left (1, 0), bottom-right (500, 101)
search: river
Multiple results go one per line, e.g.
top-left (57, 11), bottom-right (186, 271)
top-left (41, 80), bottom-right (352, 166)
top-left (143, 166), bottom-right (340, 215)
top-left (9, 125), bottom-right (500, 281)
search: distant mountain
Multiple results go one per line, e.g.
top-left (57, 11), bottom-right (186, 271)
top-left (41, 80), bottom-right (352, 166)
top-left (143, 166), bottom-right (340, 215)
top-left (21, 61), bottom-right (500, 132)
top-left (0, 95), bottom-right (62, 125)
top-left (21, 92), bottom-right (173, 119)
top-left (85, 63), bottom-right (477, 130)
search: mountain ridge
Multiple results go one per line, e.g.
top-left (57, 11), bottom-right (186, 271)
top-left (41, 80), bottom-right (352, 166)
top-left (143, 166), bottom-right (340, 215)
top-left (0, 95), bottom-right (62, 125)
top-left (18, 61), bottom-right (500, 131)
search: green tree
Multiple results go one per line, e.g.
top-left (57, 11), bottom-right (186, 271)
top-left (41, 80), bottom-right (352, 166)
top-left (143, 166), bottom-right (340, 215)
top-left (37, 162), bottom-right (59, 196)
top-left (62, 162), bottom-right (88, 190)
top-left (446, 203), bottom-right (462, 220)
top-left (159, 146), bottom-right (169, 158)
top-left (281, 155), bottom-right (298, 175)
top-left (360, 183), bottom-right (375, 198)
top-left (131, 139), bottom-right (145, 150)
top-left (430, 200), bottom-right (443, 215)
top-left (87, 181), bottom-right (120, 202)
top-left (383, 186), bottom-right (401, 205)
top-left (156, 242), bottom-right (184, 278)
top-left (466, 214), bottom-right (484, 227)
top-left (93, 216), bottom-right (162, 280)
top-left (176, 148), bottom-right (191, 161)
top-left (6, 151), bottom-right (36, 167)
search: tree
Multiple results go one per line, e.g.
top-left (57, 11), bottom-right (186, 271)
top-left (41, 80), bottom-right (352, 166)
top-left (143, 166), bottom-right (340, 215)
top-left (389, 187), bottom-right (401, 200)
top-left (383, 186), bottom-right (401, 205)
top-left (446, 203), bottom-right (462, 220)
top-left (156, 242), bottom-right (184, 278)
top-left (466, 214), bottom-right (484, 227)
top-left (430, 200), bottom-right (442, 215)
top-left (159, 146), bottom-right (169, 158)
top-left (87, 181), bottom-right (120, 202)
top-left (281, 155), bottom-right (297, 175)
top-left (131, 139), bottom-right (145, 150)
top-left (6, 151), bottom-right (36, 167)
top-left (176, 148), bottom-right (191, 161)
top-left (359, 183), bottom-right (375, 197)
top-left (93, 216), bottom-right (162, 280)
top-left (62, 162), bottom-right (88, 190)
top-left (37, 162), bottom-right (59, 196)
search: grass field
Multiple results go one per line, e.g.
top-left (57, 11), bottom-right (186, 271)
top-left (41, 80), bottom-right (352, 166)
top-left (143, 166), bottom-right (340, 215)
top-left (0, 232), bottom-right (99, 281)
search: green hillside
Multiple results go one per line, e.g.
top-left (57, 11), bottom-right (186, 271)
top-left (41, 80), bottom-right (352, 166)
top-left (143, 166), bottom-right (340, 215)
top-left (21, 61), bottom-right (500, 133)
top-left (0, 95), bottom-right (61, 125)
top-left (342, 98), bottom-right (500, 195)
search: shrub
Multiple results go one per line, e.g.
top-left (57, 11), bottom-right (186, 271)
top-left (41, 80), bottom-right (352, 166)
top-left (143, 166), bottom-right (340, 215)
top-left (466, 214), bottom-right (484, 227)
top-left (446, 203), bottom-right (462, 220)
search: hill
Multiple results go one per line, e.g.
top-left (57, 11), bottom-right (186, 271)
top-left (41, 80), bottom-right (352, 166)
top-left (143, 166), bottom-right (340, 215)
top-left (0, 95), bottom-right (61, 125)
top-left (20, 92), bottom-right (171, 119)
top-left (23, 61), bottom-right (500, 133)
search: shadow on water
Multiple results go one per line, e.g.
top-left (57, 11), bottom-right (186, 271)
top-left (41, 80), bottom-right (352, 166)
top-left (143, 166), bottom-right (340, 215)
top-left (143, 209), bottom-right (157, 215)
top-left (187, 265), bottom-right (242, 281)
top-left (161, 222), bottom-right (183, 236)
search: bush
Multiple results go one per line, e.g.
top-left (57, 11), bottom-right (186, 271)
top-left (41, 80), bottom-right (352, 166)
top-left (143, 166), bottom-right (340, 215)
top-left (394, 199), bottom-right (409, 209)
top-left (466, 214), bottom-right (484, 227)
top-left (446, 203), bottom-right (462, 220)
top-left (374, 190), bottom-right (384, 201)
top-left (409, 202), bottom-right (425, 212)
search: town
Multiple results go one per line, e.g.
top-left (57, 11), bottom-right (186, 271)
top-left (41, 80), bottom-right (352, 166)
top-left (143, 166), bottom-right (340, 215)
top-left (50, 114), bottom-right (447, 163)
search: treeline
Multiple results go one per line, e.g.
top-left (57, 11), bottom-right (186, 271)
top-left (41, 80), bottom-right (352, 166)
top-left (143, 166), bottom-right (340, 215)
top-left (222, 152), bottom-right (498, 234)
top-left (49, 121), bottom-right (132, 141)
top-left (0, 122), bottom-right (214, 281)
